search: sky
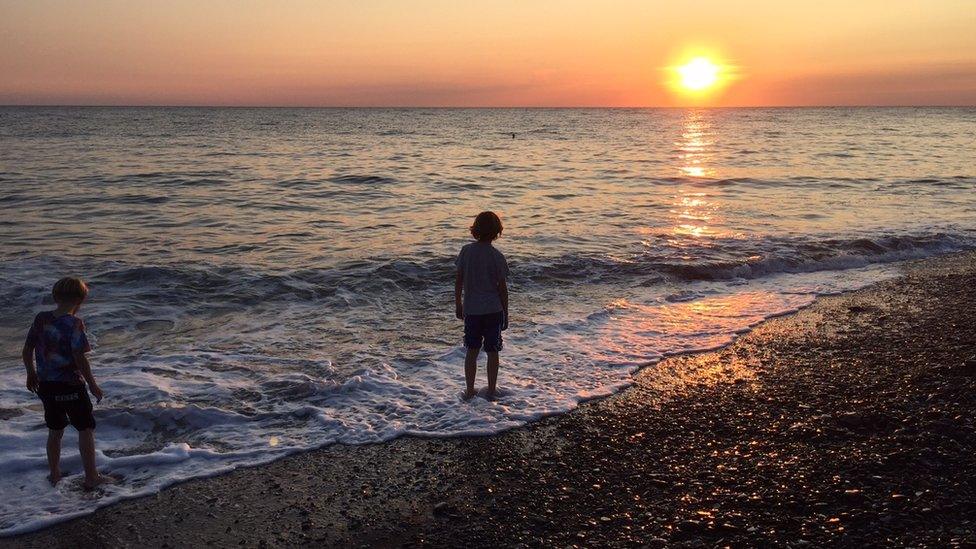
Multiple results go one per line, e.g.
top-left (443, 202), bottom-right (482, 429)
top-left (2, 0), bottom-right (975, 107)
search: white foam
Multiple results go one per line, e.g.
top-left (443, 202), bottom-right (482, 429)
top-left (0, 263), bottom-right (903, 536)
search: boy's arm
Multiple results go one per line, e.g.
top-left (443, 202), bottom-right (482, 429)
top-left (74, 351), bottom-right (103, 403)
top-left (498, 278), bottom-right (509, 329)
top-left (22, 340), bottom-right (38, 393)
top-left (455, 271), bottom-right (464, 319)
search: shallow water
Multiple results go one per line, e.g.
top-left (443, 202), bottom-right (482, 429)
top-left (1, 107), bottom-right (975, 534)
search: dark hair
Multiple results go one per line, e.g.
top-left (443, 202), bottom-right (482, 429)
top-left (52, 277), bottom-right (89, 304)
top-left (470, 211), bottom-right (503, 242)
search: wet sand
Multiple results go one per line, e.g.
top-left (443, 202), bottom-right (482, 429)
top-left (5, 253), bottom-right (976, 548)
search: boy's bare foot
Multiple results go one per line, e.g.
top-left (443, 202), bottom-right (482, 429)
top-left (82, 474), bottom-right (117, 491)
top-left (462, 389), bottom-right (477, 400)
top-left (484, 389), bottom-right (497, 401)
top-left (47, 472), bottom-right (62, 486)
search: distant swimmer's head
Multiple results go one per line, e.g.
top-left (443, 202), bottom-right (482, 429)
top-left (470, 211), bottom-right (503, 242)
top-left (52, 277), bottom-right (89, 311)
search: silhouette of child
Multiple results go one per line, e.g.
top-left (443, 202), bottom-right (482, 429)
top-left (455, 211), bottom-right (509, 400)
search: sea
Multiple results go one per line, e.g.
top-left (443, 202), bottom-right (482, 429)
top-left (1, 107), bottom-right (974, 534)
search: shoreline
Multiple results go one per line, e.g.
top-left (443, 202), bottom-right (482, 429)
top-left (5, 252), bottom-right (976, 547)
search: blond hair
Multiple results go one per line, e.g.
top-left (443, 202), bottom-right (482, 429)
top-left (52, 277), bottom-right (89, 304)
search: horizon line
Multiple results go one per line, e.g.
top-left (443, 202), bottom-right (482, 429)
top-left (2, 103), bottom-right (975, 109)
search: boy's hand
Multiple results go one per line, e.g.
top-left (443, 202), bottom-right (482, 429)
top-left (501, 311), bottom-right (509, 331)
top-left (89, 383), bottom-right (104, 403)
top-left (455, 303), bottom-right (463, 320)
top-left (26, 371), bottom-right (39, 393)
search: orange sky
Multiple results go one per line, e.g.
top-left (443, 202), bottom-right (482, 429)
top-left (2, 0), bottom-right (974, 106)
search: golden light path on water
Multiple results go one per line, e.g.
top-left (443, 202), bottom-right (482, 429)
top-left (677, 110), bottom-right (716, 179)
top-left (606, 109), bottom-right (775, 371)
top-left (666, 110), bottom-right (733, 251)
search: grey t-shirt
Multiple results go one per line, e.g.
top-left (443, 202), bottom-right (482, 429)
top-left (455, 241), bottom-right (509, 316)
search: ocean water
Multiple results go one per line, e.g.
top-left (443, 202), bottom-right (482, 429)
top-left (1, 107), bottom-right (975, 534)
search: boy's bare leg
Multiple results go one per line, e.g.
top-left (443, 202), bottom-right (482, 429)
top-left (46, 429), bottom-right (63, 485)
top-left (486, 352), bottom-right (499, 399)
top-left (79, 429), bottom-right (112, 489)
top-left (464, 347), bottom-right (480, 398)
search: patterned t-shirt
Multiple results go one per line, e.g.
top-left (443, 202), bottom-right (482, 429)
top-left (25, 312), bottom-right (91, 384)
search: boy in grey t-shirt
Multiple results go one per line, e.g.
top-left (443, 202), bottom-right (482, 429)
top-left (454, 211), bottom-right (509, 400)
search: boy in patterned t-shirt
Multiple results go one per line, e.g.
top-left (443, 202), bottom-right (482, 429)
top-left (23, 277), bottom-right (112, 489)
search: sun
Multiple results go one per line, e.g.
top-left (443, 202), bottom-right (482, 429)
top-left (677, 57), bottom-right (720, 91)
top-left (665, 52), bottom-right (735, 101)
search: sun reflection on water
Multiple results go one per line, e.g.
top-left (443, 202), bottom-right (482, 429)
top-left (663, 189), bottom-right (730, 254)
top-left (593, 290), bottom-right (811, 379)
top-left (638, 183), bottom-right (731, 259)
top-left (676, 110), bottom-right (715, 179)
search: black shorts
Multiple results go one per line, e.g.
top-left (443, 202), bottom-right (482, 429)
top-left (38, 382), bottom-right (96, 431)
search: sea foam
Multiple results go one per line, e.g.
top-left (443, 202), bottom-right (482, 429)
top-left (0, 261), bottom-right (911, 536)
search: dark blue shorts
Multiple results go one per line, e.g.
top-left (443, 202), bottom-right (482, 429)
top-left (464, 311), bottom-right (504, 352)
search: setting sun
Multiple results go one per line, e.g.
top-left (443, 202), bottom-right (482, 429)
top-left (677, 57), bottom-right (720, 91)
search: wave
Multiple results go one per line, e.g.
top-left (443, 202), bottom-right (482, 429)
top-left (649, 233), bottom-right (970, 281)
top-left (624, 176), bottom-right (976, 189)
top-left (1, 231), bottom-right (970, 313)
top-left (329, 174), bottom-right (398, 185)
top-left (526, 232), bottom-right (971, 283)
